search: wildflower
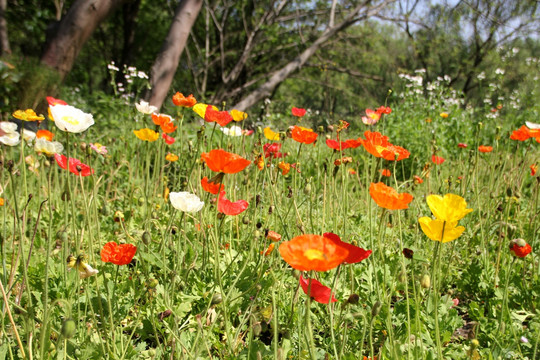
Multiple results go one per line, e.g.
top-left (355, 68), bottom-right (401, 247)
top-left (377, 106), bottom-right (391, 114)
top-left (201, 177), bottom-right (224, 194)
top-left (49, 105), bottom-right (94, 133)
top-left (299, 276), bottom-right (337, 304)
top-left (334, 157), bottom-right (353, 166)
top-left (413, 175), bottom-right (424, 184)
top-left (201, 149), bottom-right (250, 174)
top-left (165, 153), bottom-right (179, 162)
top-left (531, 164), bottom-right (537, 176)
top-left (22, 129), bottom-right (36, 142)
top-left (478, 145), bottom-right (493, 153)
top-left (458, 143), bottom-right (467, 148)
top-left (26, 155), bottom-right (40, 174)
top-left (89, 143), bottom-right (107, 155)
top-left (152, 113), bottom-right (177, 133)
top-left (525, 121), bottom-right (540, 129)
top-left (509, 238), bottom-right (532, 258)
top-left (291, 126), bottom-right (318, 144)
top-left (369, 182), bottom-right (413, 210)
top-left (255, 154), bottom-right (264, 170)
top-left (172, 92), bottom-right (197, 107)
top-left (0, 198), bottom-right (4, 206)
top-left (291, 107), bottom-right (306, 117)
top-left (263, 243), bottom-right (275, 256)
top-left (169, 191), bottom-right (204, 213)
top-left (379, 169), bottom-right (391, 177)
top-left (267, 231), bottom-right (282, 242)
top-left (101, 242), bottom-right (137, 266)
top-left (205, 105), bottom-right (233, 127)
top-left (230, 109), bottom-right (248, 121)
top-left (361, 131), bottom-right (409, 161)
top-left (54, 154), bottom-right (94, 176)
top-left (133, 128), bottom-right (159, 142)
top-left (217, 191), bottom-right (248, 216)
top-left (278, 161), bottom-right (291, 175)
top-left (12, 109), bottom-right (45, 122)
top-left (37, 130), bottom-right (54, 141)
top-left (510, 125), bottom-right (532, 141)
top-left (323, 232), bottom-right (371, 264)
top-left (263, 143), bottom-right (285, 158)
top-left (192, 103), bottom-right (218, 118)
top-left (426, 194), bottom-right (473, 223)
top-left (326, 138), bottom-right (362, 150)
top-left (46, 97), bottom-right (68, 106)
top-left (348, 169), bottom-right (357, 175)
top-left (34, 138), bottom-right (64, 156)
top-left (431, 155), bottom-right (445, 165)
top-left (162, 133), bottom-right (175, 145)
top-left (440, 112), bottom-right (449, 118)
top-left (418, 218), bottom-right (465, 243)
top-left (135, 100), bottom-right (158, 114)
top-left (67, 255), bottom-right (99, 279)
top-left (263, 127), bottom-right (280, 141)
top-left (278, 234), bottom-right (349, 271)
top-left (220, 125), bottom-right (243, 136)
top-left (0, 130), bottom-right (20, 146)
top-left (362, 108), bottom-right (381, 125)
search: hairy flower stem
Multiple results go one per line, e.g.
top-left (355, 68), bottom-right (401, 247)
top-left (431, 235), bottom-right (444, 359)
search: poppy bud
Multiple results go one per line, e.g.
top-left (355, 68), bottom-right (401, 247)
top-left (256, 194), bottom-right (262, 206)
top-left (509, 238), bottom-right (532, 258)
top-left (5, 160), bottom-right (14, 171)
top-left (371, 301), bottom-right (382, 317)
top-left (171, 225), bottom-right (178, 235)
top-left (211, 293), bottom-right (223, 305)
top-left (254, 230), bottom-right (261, 238)
top-left (346, 294), bottom-right (360, 305)
top-left (268, 205), bottom-right (274, 215)
top-left (61, 190), bottom-right (70, 201)
top-left (304, 183), bottom-right (311, 195)
top-left (287, 186), bottom-right (293, 198)
top-left (61, 318), bottom-right (76, 339)
top-left (252, 322), bottom-right (262, 337)
top-left (242, 216), bottom-right (250, 225)
top-left (158, 309), bottom-right (172, 321)
top-left (398, 269), bottom-right (407, 283)
top-left (80, 142), bottom-right (87, 151)
top-left (402, 248), bottom-right (414, 259)
top-left (142, 231), bottom-right (151, 245)
top-left (327, 125), bottom-right (334, 132)
top-left (113, 210), bottom-right (124, 222)
top-left (146, 278), bottom-right (159, 289)
top-left (420, 274), bottom-right (431, 289)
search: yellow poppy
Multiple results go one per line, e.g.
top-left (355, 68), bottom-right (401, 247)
top-left (192, 103), bottom-right (218, 119)
top-left (165, 153), bottom-right (179, 162)
top-left (426, 194), bottom-right (473, 222)
top-left (418, 218), bottom-right (465, 243)
top-left (133, 128), bottom-right (159, 142)
top-left (264, 127), bottom-right (280, 141)
top-left (230, 109), bottom-right (248, 122)
top-left (13, 109), bottom-right (45, 122)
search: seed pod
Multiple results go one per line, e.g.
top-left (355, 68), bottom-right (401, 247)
top-left (142, 231), bottom-right (151, 245)
top-left (304, 183), bottom-right (312, 195)
top-left (242, 216), bottom-right (250, 225)
top-left (420, 274), bottom-right (431, 289)
top-left (158, 309), bottom-right (172, 321)
top-left (146, 278), bottom-right (159, 289)
top-left (211, 293), bottom-right (223, 305)
top-left (61, 318), bottom-right (76, 339)
top-left (371, 301), bottom-right (382, 317)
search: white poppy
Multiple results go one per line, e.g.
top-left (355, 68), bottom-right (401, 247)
top-left (0, 131), bottom-right (20, 146)
top-left (50, 105), bottom-right (94, 133)
top-left (135, 100), bottom-right (158, 115)
top-left (525, 121), bottom-right (540, 130)
top-left (34, 138), bottom-right (64, 156)
top-left (0, 121), bottom-right (18, 134)
top-left (169, 192), bottom-right (204, 213)
top-left (220, 125), bottom-right (243, 137)
top-left (22, 129), bottom-right (36, 142)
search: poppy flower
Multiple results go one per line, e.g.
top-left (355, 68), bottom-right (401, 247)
top-left (266, 231), bottom-right (282, 242)
top-left (37, 130), bottom-right (54, 141)
top-left (291, 107), bottom-right (306, 117)
top-left (264, 127), bottom-right (280, 141)
top-left (49, 105), bottom-right (94, 133)
top-left (172, 92), bottom-right (197, 107)
top-left (12, 109), bottom-right (45, 122)
top-left (152, 112), bottom-right (172, 125)
top-left (458, 143), bottom-right (467, 148)
top-left (201, 149), bottom-right (250, 174)
top-left (162, 133), bottom-right (175, 145)
top-left (431, 155), bottom-right (445, 165)
top-left (418, 218), bottom-right (465, 243)
top-left (54, 154), bottom-right (94, 176)
top-left (278, 234), bottom-right (349, 271)
top-left (220, 125), bottom-right (243, 137)
top-left (135, 100), bottom-right (158, 114)
top-left (0, 198), bottom-right (4, 206)
top-left (134, 128), bottom-right (159, 142)
top-left (413, 175), bottom-right (424, 184)
top-left (299, 276), bottom-right (337, 304)
top-left (230, 109), bottom-right (248, 122)
top-left (369, 182), bottom-right (413, 210)
top-left (263, 143), bottom-right (285, 158)
top-left (326, 138), bottom-right (362, 150)
top-left (362, 108), bottom-right (381, 125)
top-left (46, 97), bottom-right (68, 106)
top-left (426, 194), bottom-right (473, 223)
top-left (323, 233), bottom-right (371, 264)
top-left (255, 154), bottom-right (264, 170)
top-left (205, 105), bottom-right (233, 127)
top-left (100, 242), bottom-right (137, 266)
top-left (510, 125), bottom-right (532, 141)
top-left (192, 103), bottom-right (218, 119)
top-left (531, 164), bottom-right (537, 176)
top-left (89, 143), bottom-right (107, 155)
top-left (263, 243), bottom-right (275, 256)
top-left (478, 145), bottom-right (493, 153)
top-left (379, 169), bottom-right (391, 177)
top-left (334, 157), bottom-right (353, 166)
top-left (291, 126), bottom-right (318, 144)
top-left (217, 191), bottom-right (248, 216)
top-left (440, 112), bottom-right (449, 118)
top-left (509, 239), bottom-right (532, 258)
top-left (165, 153), bottom-right (179, 162)
top-left (377, 106), bottom-right (392, 114)
top-left (34, 138), bottom-right (64, 156)
top-left (169, 191), bottom-right (204, 213)
top-left (278, 161), bottom-right (291, 175)
top-left (361, 131), bottom-right (409, 161)
top-left (201, 176), bottom-right (224, 194)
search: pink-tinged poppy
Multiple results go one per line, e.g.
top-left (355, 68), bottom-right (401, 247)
top-left (432, 155), bottom-right (445, 165)
top-left (205, 105), bottom-right (233, 127)
top-left (362, 108), bottom-right (381, 125)
top-left (299, 275), bottom-right (337, 304)
top-left (323, 232), bottom-right (371, 264)
top-left (162, 133), bottom-right (175, 145)
top-left (263, 143), bottom-right (286, 158)
top-left (458, 143), bottom-right (467, 148)
top-left (217, 191), bottom-right (248, 216)
top-left (46, 96), bottom-right (68, 106)
top-left (376, 106), bottom-right (392, 114)
top-left (291, 107), bottom-right (306, 117)
top-left (54, 154), bottom-right (94, 176)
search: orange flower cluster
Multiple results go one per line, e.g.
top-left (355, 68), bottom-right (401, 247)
top-left (291, 126), bottom-right (318, 144)
top-left (510, 125), bottom-right (540, 142)
top-left (361, 131), bottom-right (409, 161)
top-left (152, 113), bottom-right (177, 134)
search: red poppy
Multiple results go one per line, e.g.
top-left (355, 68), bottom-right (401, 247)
top-left (531, 164), bottom-right (538, 176)
top-left (278, 234), bottom-right (349, 271)
top-left (458, 143), bottom-right (467, 148)
top-left (478, 145), bottom-right (493, 153)
top-left (37, 129), bottom-right (54, 141)
top-left (172, 92), bottom-right (197, 107)
top-left (510, 126), bottom-right (532, 141)
top-left (162, 133), bottom-right (175, 145)
top-left (46, 96), bottom-right (68, 106)
top-left (291, 107), bottom-right (306, 117)
top-left (263, 143), bottom-right (286, 158)
top-left (217, 191), bottom-right (248, 216)
top-left (361, 131), bottom-right (410, 161)
top-left (369, 182), bottom-right (413, 210)
top-left (201, 149), bottom-right (251, 174)
top-left (379, 169), bottom-right (391, 177)
top-left (204, 105), bottom-right (233, 126)
top-left (299, 276), bottom-right (337, 304)
top-left (376, 106), bottom-right (392, 114)
top-left (201, 176), bottom-right (224, 194)
top-left (101, 241), bottom-right (137, 265)
top-left (326, 138), bottom-right (362, 150)
top-left (323, 233), bottom-right (371, 264)
top-left (291, 126), bottom-right (318, 144)
top-left (431, 155), bottom-right (445, 165)
top-left (54, 154), bottom-right (94, 176)
top-left (509, 239), bottom-right (532, 258)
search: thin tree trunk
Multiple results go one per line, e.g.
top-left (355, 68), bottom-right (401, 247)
top-left (0, 0), bottom-right (10, 55)
top-left (146, 0), bottom-right (203, 110)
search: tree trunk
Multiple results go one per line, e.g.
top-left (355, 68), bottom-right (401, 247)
top-left (0, 0), bottom-right (10, 55)
top-left (41, 0), bottom-right (125, 81)
top-left (146, 0), bottom-right (203, 110)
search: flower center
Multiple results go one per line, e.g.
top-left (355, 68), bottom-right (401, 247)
top-left (304, 249), bottom-right (326, 261)
top-left (61, 116), bottom-right (80, 125)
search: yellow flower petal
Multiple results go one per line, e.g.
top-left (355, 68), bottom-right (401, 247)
top-left (12, 109), bottom-right (45, 122)
top-left (418, 217), bottom-right (465, 243)
top-left (264, 127), bottom-right (280, 141)
top-left (426, 194), bottom-right (473, 222)
top-left (192, 103), bottom-right (218, 119)
top-left (133, 128), bottom-right (159, 142)
top-left (230, 109), bottom-right (248, 122)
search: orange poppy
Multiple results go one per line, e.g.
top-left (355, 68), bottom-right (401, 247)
top-left (509, 239), bottom-right (532, 258)
top-left (369, 182), bottom-right (413, 210)
top-left (510, 126), bottom-right (531, 141)
top-left (361, 131), bottom-right (409, 161)
top-left (431, 155), bottom-right (445, 165)
top-left (165, 153), bottom-right (179, 162)
top-left (101, 242), bottom-right (137, 266)
top-left (160, 120), bottom-right (177, 134)
top-left (278, 161), bottom-right (291, 175)
top-left (172, 92), bottom-right (197, 107)
top-left (266, 231), bottom-right (282, 242)
top-left (291, 126), bottom-right (318, 144)
top-left (204, 105), bottom-right (233, 127)
top-left (326, 138), bottom-right (362, 150)
top-left (530, 164), bottom-right (537, 176)
top-left (278, 234), bottom-right (349, 271)
top-left (201, 176), bottom-right (224, 194)
top-left (152, 113), bottom-right (173, 126)
top-left (478, 145), bottom-right (493, 153)
top-left (379, 169), bottom-right (391, 177)
top-left (263, 243), bottom-right (275, 256)
top-left (201, 149), bottom-right (250, 174)
top-left (413, 175), bottom-right (424, 184)
top-left (46, 96), bottom-right (68, 106)
top-left (37, 129), bottom-right (54, 141)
